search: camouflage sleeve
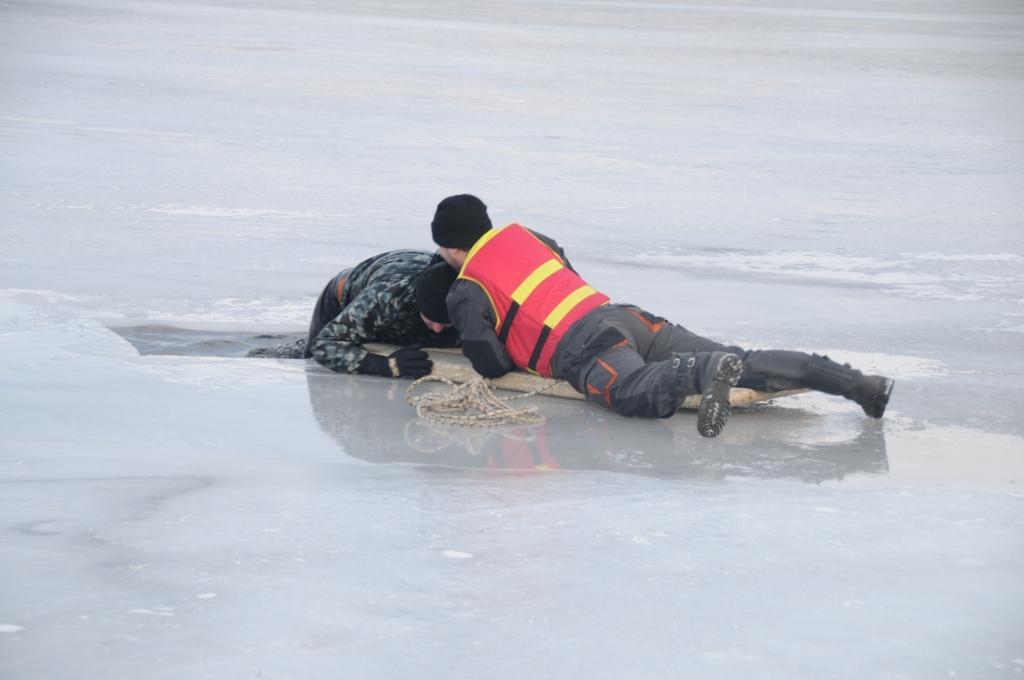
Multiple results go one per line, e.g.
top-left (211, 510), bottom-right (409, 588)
top-left (310, 280), bottom-right (395, 373)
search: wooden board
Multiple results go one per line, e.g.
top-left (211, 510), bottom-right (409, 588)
top-left (366, 343), bottom-right (806, 410)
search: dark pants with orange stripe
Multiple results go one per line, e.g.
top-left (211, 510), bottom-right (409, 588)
top-left (304, 269), bottom-right (351, 358)
top-left (553, 304), bottom-right (813, 418)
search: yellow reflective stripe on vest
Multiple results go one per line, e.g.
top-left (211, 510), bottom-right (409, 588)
top-left (543, 285), bottom-right (597, 329)
top-left (457, 228), bottom-right (501, 275)
top-left (511, 259), bottom-right (562, 305)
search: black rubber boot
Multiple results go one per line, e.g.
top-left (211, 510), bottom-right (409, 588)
top-left (672, 351), bottom-right (744, 438)
top-left (804, 354), bottom-right (895, 419)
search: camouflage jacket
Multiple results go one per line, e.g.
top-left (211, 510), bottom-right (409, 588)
top-left (311, 249), bottom-right (457, 373)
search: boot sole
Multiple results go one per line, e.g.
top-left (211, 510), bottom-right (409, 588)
top-left (697, 354), bottom-right (743, 438)
top-left (865, 378), bottom-right (895, 418)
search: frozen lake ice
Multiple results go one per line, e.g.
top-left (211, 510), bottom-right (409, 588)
top-left (2, 0), bottom-right (1023, 678)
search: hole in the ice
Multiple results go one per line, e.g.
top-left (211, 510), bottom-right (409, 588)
top-left (106, 323), bottom-right (305, 358)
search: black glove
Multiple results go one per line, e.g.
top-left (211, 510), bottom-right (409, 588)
top-left (389, 345), bottom-right (432, 377)
top-left (357, 345), bottom-right (432, 378)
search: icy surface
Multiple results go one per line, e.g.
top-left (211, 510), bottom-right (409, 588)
top-left (2, 1), bottom-right (1023, 678)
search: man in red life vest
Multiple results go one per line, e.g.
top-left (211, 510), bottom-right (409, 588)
top-left (427, 194), bottom-right (894, 438)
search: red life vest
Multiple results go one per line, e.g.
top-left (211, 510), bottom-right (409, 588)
top-left (459, 224), bottom-right (610, 377)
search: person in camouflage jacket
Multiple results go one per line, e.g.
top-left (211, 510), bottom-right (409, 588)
top-left (305, 250), bottom-right (459, 376)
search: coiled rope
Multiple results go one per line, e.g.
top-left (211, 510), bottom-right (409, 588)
top-left (405, 375), bottom-right (564, 427)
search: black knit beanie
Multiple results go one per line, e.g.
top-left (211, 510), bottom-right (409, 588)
top-left (415, 262), bottom-right (458, 324)
top-left (431, 194), bottom-right (492, 249)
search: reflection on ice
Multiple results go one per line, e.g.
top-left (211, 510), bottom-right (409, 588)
top-left (106, 322), bottom-right (1024, 489)
top-left (107, 322), bottom-right (1024, 490)
top-left (306, 368), bottom-right (889, 484)
top-left (4, 296), bottom-right (1023, 680)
